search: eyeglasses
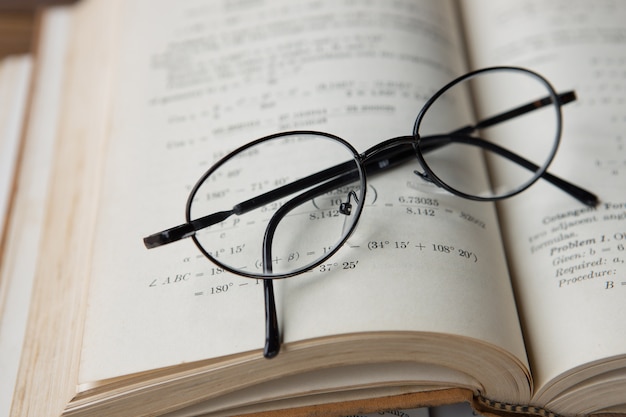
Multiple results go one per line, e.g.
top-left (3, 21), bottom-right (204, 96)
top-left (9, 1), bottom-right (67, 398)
top-left (143, 66), bottom-right (598, 359)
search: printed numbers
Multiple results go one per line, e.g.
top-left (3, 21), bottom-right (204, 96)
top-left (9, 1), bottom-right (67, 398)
top-left (319, 261), bottom-right (359, 272)
top-left (398, 196), bottom-right (439, 206)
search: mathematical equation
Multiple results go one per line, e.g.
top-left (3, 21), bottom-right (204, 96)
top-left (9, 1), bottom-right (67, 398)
top-left (146, 183), bottom-right (490, 299)
top-left (365, 240), bottom-right (478, 263)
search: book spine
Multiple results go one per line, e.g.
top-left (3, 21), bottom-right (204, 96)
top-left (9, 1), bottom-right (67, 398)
top-left (473, 396), bottom-right (563, 417)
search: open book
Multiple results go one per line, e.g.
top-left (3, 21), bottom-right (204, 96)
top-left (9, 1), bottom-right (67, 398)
top-left (2, 0), bottom-right (626, 416)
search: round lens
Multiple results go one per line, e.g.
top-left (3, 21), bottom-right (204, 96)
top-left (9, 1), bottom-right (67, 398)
top-left (414, 67), bottom-right (561, 200)
top-left (186, 131), bottom-right (366, 279)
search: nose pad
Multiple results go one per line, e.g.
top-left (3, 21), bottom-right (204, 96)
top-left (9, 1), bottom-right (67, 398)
top-left (339, 202), bottom-right (352, 215)
top-left (339, 190), bottom-right (359, 215)
top-left (339, 190), bottom-right (359, 235)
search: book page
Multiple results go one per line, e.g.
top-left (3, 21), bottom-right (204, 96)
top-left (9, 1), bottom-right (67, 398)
top-left (79, 0), bottom-right (527, 393)
top-left (460, 0), bottom-right (626, 404)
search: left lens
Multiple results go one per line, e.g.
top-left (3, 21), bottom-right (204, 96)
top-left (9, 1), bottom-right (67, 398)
top-left (187, 131), bottom-right (366, 278)
top-left (414, 67), bottom-right (562, 200)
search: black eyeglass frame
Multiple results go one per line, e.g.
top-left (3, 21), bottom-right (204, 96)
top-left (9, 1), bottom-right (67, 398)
top-left (144, 66), bottom-right (599, 359)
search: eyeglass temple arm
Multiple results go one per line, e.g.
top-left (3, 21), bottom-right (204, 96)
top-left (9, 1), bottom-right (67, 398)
top-left (143, 210), bottom-right (233, 249)
top-left (143, 142), bottom-right (415, 249)
top-left (474, 91), bottom-right (576, 132)
top-left (262, 279), bottom-right (280, 359)
top-left (420, 134), bottom-right (598, 206)
top-left (259, 170), bottom-right (369, 359)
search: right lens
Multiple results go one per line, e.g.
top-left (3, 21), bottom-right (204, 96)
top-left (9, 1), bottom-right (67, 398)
top-left (415, 67), bottom-right (562, 200)
top-left (187, 131), bottom-right (366, 279)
